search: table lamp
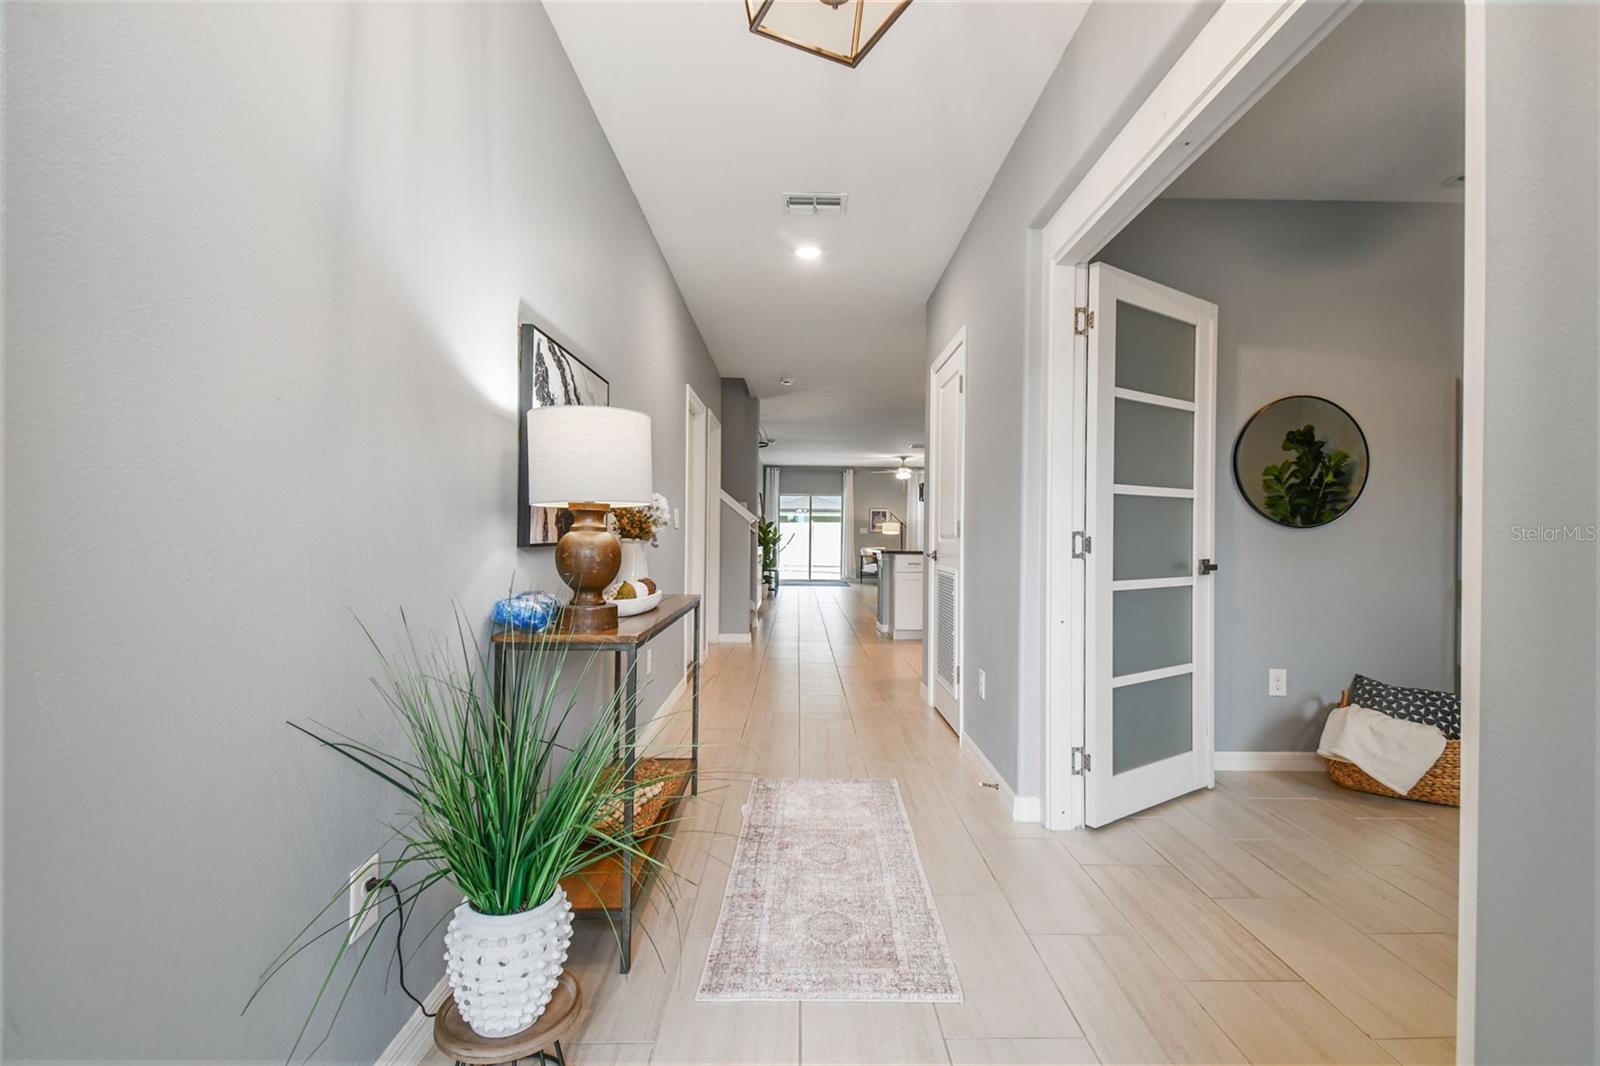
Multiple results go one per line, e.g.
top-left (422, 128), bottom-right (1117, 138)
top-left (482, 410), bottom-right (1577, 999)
top-left (526, 406), bottom-right (653, 633)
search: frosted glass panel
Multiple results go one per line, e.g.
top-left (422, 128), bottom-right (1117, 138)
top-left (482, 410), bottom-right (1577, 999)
top-left (1113, 494), bottom-right (1192, 581)
top-left (1114, 400), bottom-right (1193, 489)
top-left (1113, 587), bottom-right (1192, 677)
top-left (1113, 673), bottom-right (1194, 774)
top-left (1115, 302), bottom-right (1195, 400)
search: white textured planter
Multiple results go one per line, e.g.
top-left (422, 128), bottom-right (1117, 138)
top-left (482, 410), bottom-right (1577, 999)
top-left (443, 887), bottom-right (574, 1039)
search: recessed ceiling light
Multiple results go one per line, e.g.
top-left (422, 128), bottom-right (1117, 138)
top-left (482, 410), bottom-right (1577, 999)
top-left (779, 377), bottom-right (796, 387)
top-left (794, 244), bottom-right (822, 261)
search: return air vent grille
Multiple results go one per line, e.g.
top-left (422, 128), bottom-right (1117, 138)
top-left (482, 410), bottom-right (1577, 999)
top-left (782, 193), bottom-right (848, 216)
top-left (936, 570), bottom-right (957, 689)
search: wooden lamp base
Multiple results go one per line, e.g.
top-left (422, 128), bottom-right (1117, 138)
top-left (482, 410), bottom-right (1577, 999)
top-left (554, 501), bottom-right (620, 634)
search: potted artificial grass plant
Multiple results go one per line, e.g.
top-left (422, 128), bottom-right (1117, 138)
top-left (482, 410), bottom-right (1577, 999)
top-left (252, 612), bottom-right (675, 1056)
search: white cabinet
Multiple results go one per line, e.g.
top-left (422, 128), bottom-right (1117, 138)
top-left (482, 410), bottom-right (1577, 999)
top-left (874, 552), bottom-right (925, 640)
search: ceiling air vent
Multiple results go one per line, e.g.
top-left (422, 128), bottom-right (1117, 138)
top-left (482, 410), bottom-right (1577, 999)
top-left (782, 193), bottom-right (848, 217)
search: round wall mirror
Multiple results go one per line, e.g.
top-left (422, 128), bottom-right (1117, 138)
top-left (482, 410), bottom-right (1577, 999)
top-left (1233, 395), bottom-right (1368, 528)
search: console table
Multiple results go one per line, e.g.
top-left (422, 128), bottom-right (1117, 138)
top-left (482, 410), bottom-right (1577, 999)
top-left (491, 594), bottom-right (701, 974)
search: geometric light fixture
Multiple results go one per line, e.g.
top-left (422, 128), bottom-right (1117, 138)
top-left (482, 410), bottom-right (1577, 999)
top-left (894, 456), bottom-right (913, 480)
top-left (745, 0), bottom-right (913, 68)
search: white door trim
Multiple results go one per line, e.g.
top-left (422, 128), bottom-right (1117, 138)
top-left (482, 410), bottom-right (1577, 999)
top-left (707, 409), bottom-right (722, 648)
top-left (1455, 2), bottom-right (1485, 1056)
top-left (1038, 0), bottom-right (1357, 835)
top-left (683, 385), bottom-right (709, 668)
top-left (926, 326), bottom-right (967, 743)
top-left (1032, 0), bottom-right (1486, 1054)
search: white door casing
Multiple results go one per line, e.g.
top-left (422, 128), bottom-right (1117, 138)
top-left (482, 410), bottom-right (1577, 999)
top-left (707, 411), bottom-right (722, 646)
top-left (1084, 264), bottom-right (1217, 826)
top-left (929, 330), bottom-right (966, 736)
top-left (1036, 0), bottom-right (1355, 834)
top-left (684, 386), bottom-right (709, 668)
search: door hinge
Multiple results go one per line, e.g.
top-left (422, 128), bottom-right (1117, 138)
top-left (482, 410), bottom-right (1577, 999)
top-left (959, 375), bottom-right (965, 394)
top-left (1071, 531), bottom-right (1092, 559)
top-left (1071, 747), bottom-right (1092, 775)
top-left (1073, 307), bottom-right (1095, 335)
top-left (955, 665), bottom-right (961, 685)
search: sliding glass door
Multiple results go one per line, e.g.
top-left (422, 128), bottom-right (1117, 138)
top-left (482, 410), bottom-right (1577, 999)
top-left (778, 493), bottom-right (844, 581)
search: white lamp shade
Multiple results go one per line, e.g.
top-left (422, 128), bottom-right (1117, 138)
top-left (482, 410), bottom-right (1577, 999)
top-left (880, 520), bottom-right (902, 535)
top-left (526, 406), bottom-right (653, 507)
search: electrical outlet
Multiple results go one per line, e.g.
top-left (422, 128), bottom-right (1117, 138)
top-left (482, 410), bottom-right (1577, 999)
top-left (348, 852), bottom-right (382, 944)
top-left (978, 669), bottom-right (987, 700)
top-left (673, 508), bottom-right (680, 529)
top-left (645, 649), bottom-right (653, 674)
top-left (1268, 668), bottom-right (1287, 697)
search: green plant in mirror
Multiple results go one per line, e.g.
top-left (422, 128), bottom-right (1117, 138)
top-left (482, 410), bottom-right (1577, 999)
top-left (1261, 423), bottom-right (1353, 527)
top-left (247, 610), bottom-right (684, 1061)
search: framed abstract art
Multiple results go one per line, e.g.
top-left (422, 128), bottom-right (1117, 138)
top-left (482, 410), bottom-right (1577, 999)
top-left (518, 323), bottom-right (611, 547)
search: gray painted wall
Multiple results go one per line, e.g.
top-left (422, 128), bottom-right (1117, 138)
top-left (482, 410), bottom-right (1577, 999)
top-left (3, 3), bottom-right (720, 1060)
top-left (720, 502), bottom-right (757, 636)
top-left (775, 467), bottom-right (845, 497)
top-left (1474, 4), bottom-right (1598, 1061)
top-left (924, 0), bottom-right (1219, 791)
top-left (850, 467), bottom-right (910, 563)
top-left (720, 378), bottom-right (760, 512)
top-left (1099, 199), bottom-right (1462, 751)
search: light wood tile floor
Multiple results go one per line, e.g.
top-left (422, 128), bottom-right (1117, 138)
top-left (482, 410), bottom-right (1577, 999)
top-left (423, 584), bottom-right (1459, 1065)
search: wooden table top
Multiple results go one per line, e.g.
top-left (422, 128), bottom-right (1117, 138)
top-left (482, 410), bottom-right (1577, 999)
top-left (432, 971), bottom-right (581, 1064)
top-left (492, 594), bottom-right (701, 649)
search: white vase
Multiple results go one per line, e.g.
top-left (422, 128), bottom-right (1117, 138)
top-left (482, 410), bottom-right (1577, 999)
top-left (618, 538), bottom-right (650, 586)
top-left (443, 887), bottom-right (574, 1039)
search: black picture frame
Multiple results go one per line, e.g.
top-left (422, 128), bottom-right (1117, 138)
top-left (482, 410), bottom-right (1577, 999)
top-left (518, 323), bottom-right (611, 547)
top-left (1232, 394), bottom-right (1369, 529)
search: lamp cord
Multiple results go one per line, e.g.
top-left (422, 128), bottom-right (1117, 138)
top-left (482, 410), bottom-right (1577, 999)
top-left (369, 877), bottom-right (436, 1018)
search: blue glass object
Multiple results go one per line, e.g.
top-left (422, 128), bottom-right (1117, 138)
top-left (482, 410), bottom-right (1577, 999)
top-left (492, 591), bottom-right (559, 632)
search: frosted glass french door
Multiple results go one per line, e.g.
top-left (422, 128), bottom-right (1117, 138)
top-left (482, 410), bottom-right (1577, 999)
top-left (1084, 264), bottom-right (1218, 827)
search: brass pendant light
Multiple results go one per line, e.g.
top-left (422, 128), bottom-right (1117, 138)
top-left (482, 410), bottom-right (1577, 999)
top-left (745, 0), bottom-right (913, 69)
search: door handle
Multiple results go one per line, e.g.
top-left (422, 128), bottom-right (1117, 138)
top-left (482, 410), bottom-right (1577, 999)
top-left (927, 550), bottom-right (938, 561)
top-left (1198, 558), bottom-right (1220, 575)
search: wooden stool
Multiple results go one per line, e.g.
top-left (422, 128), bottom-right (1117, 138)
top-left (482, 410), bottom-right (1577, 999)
top-left (432, 971), bottom-right (581, 1066)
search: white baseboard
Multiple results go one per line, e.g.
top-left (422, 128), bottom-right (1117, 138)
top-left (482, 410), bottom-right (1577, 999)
top-left (376, 976), bottom-right (449, 1066)
top-left (1011, 795), bottom-right (1042, 822)
top-left (1214, 750), bottom-right (1325, 772)
top-left (717, 632), bottom-right (752, 645)
top-left (640, 674), bottom-right (689, 745)
top-left (958, 731), bottom-right (1041, 824)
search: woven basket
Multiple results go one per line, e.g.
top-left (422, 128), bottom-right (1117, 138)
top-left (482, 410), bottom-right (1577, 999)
top-left (592, 758), bottom-right (680, 837)
top-left (1323, 691), bottom-right (1461, 807)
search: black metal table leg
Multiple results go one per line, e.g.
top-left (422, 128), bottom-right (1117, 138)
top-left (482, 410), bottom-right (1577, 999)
top-left (691, 603), bottom-right (701, 796)
top-left (620, 645), bottom-right (638, 974)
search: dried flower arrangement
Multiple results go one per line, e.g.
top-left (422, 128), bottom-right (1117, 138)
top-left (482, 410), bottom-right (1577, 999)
top-left (611, 492), bottom-right (671, 546)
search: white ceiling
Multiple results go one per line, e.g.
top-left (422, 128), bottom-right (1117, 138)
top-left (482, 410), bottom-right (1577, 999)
top-left (1166, 0), bottom-right (1464, 202)
top-left (544, 1), bottom-right (1089, 468)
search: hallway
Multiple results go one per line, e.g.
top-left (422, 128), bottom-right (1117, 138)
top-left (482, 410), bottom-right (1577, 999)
top-left (435, 584), bottom-right (1462, 1066)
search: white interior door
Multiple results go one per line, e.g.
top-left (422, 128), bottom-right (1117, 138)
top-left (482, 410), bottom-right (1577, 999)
top-left (930, 335), bottom-right (965, 735)
top-left (1084, 264), bottom-right (1217, 827)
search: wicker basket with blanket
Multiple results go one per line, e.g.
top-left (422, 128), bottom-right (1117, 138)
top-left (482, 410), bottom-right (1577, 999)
top-left (1323, 675), bottom-right (1461, 807)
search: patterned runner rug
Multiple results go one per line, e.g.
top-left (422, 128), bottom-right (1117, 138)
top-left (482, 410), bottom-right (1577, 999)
top-left (697, 777), bottom-right (963, 1002)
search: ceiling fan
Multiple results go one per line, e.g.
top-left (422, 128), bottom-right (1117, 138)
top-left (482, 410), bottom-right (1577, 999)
top-left (870, 456), bottom-right (917, 481)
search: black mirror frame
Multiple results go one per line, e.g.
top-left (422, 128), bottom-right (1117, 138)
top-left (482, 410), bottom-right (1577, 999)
top-left (1231, 394), bottom-right (1370, 530)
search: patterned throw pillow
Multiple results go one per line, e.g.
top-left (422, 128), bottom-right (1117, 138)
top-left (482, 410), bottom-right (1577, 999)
top-left (1349, 674), bottom-right (1461, 740)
